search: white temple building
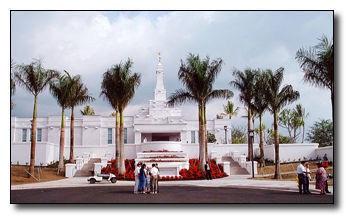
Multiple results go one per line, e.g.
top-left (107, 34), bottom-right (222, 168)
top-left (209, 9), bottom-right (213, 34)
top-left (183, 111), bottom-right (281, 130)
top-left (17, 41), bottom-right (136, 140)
top-left (10, 54), bottom-right (329, 177)
top-left (11, 55), bottom-right (237, 174)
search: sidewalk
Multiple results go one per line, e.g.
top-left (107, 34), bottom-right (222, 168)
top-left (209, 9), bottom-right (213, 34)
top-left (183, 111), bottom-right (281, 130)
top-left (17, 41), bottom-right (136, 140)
top-left (10, 175), bottom-right (333, 194)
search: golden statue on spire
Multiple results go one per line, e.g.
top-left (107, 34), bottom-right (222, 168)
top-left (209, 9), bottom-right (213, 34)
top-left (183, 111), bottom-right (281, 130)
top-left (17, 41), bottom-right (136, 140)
top-left (158, 51), bottom-right (162, 63)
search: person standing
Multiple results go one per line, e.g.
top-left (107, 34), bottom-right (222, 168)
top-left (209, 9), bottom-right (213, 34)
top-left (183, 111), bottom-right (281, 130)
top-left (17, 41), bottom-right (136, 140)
top-left (205, 162), bottom-right (212, 180)
top-left (134, 162), bottom-right (142, 194)
top-left (146, 167), bottom-right (151, 193)
top-left (151, 163), bottom-right (160, 194)
top-left (297, 161), bottom-right (308, 194)
top-left (315, 163), bottom-right (327, 195)
top-left (322, 153), bottom-right (329, 167)
top-left (155, 163), bottom-right (160, 193)
top-left (305, 163), bottom-right (312, 194)
top-left (138, 164), bottom-right (147, 194)
top-left (324, 166), bottom-right (331, 193)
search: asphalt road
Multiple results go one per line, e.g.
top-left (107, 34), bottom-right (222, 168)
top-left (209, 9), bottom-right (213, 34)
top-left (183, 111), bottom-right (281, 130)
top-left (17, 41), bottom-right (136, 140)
top-left (11, 185), bottom-right (334, 204)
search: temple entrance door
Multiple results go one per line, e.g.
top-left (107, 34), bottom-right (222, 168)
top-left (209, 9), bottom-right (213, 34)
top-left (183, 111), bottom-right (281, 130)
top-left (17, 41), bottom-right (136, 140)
top-left (141, 132), bottom-right (181, 142)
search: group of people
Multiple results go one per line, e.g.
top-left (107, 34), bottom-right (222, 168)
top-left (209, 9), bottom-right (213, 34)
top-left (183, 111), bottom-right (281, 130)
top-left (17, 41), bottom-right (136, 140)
top-left (134, 162), bottom-right (160, 194)
top-left (297, 154), bottom-right (331, 195)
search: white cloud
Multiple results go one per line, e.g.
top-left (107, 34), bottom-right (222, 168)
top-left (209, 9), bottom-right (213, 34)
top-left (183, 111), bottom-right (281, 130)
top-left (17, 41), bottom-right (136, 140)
top-left (11, 11), bottom-right (333, 135)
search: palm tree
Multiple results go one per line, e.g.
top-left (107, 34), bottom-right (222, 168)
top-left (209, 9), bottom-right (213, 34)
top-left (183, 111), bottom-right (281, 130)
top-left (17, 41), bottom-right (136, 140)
top-left (50, 72), bottom-right (72, 175)
top-left (296, 35), bottom-right (333, 121)
top-left (223, 101), bottom-right (240, 119)
top-left (168, 53), bottom-right (233, 169)
top-left (66, 71), bottom-right (95, 163)
top-left (14, 59), bottom-right (58, 176)
top-left (80, 105), bottom-right (95, 115)
top-left (113, 59), bottom-right (141, 174)
top-left (230, 69), bottom-right (256, 160)
top-left (11, 59), bottom-right (16, 110)
top-left (263, 68), bottom-right (300, 179)
top-left (294, 104), bottom-right (309, 143)
top-left (101, 65), bottom-right (121, 170)
top-left (223, 101), bottom-right (240, 144)
top-left (252, 71), bottom-right (268, 167)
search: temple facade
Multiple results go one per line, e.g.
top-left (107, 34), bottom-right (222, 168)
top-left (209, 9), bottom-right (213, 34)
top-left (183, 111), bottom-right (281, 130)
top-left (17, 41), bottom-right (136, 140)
top-left (10, 54), bottom-right (233, 167)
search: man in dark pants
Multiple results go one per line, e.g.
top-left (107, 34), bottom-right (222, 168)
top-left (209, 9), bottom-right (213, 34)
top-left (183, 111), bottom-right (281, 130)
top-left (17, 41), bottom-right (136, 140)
top-left (324, 166), bottom-right (331, 193)
top-left (205, 162), bottom-right (212, 180)
top-left (297, 161), bottom-right (308, 194)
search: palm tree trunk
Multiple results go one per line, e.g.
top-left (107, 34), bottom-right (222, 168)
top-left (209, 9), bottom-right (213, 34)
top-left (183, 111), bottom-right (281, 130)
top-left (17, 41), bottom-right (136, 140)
top-left (293, 128), bottom-right (297, 143)
top-left (331, 90), bottom-right (334, 123)
top-left (259, 115), bottom-right (265, 168)
top-left (302, 123), bottom-right (305, 143)
top-left (57, 107), bottom-right (65, 175)
top-left (119, 107), bottom-right (125, 175)
top-left (115, 110), bottom-right (120, 170)
top-left (204, 103), bottom-right (208, 161)
top-left (273, 111), bottom-right (280, 179)
top-left (230, 116), bottom-right (233, 144)
top-left (247, 106), bottom-right (252, 160)
top-left (199, 103), bottom-right (206, 170)
top-left (28, 95), bottom-right (38, 177)
top-left (69, 106), bottom-right (75, 163)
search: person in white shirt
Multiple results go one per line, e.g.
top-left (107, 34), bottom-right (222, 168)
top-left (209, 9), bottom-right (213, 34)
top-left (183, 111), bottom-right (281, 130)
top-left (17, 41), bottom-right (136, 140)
top-left (150, 164), bottom-right (160, 194)
top-left (297, 161), bottom-right (308, 194)
top-left (305, 163), bottom-right (312, 194)
top-left (134, 162), bottom-right (142, 194)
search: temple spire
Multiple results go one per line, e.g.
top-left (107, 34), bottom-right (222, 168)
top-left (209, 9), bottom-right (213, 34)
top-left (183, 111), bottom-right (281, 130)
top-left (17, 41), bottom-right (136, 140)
top-left (154, 52), bottom-right (166, 101)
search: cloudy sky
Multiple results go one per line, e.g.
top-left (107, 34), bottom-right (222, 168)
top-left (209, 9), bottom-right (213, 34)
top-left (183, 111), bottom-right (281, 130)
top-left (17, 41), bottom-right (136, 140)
top-left (10, 11), bottom-right (333, 139)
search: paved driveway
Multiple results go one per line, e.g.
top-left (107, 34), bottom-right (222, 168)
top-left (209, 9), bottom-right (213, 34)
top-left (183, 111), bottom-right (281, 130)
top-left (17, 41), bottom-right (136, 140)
top-left (11, 185), bottom-right (333, 204)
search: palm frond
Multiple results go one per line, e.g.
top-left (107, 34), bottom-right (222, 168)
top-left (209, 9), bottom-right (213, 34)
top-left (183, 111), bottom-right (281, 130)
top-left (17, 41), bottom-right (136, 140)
top-left (167, 89), bottom-right (195, 107)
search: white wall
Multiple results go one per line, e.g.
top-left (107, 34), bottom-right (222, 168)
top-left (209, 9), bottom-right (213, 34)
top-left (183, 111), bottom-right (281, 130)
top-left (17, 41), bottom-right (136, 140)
top-left (263, 143), bottom-right (320, 162)
top-left (314, 146), bottom-right (333, 161)
top-left (11, 142), bottom-right (58, 166)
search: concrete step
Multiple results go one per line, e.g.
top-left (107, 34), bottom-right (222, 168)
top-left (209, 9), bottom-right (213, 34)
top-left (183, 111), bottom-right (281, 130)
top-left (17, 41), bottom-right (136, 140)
top-left (74, 158), bottom-right (101, 177)
top-left (222, 156), bottom-right (249, 175)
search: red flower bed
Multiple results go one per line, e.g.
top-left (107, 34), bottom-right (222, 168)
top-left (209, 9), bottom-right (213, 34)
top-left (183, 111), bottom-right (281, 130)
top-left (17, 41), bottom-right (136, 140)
top-left (179, 159), bottom-right (228, 180)
top-left (101, 159), bottom-right (135, 180)
top-left (101, 158), bottom-right (227, 181)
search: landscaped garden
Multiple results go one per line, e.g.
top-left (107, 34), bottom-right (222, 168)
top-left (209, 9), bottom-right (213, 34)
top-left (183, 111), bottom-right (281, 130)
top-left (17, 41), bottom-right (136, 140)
top-left (101, 158), bottom-right (227, 181)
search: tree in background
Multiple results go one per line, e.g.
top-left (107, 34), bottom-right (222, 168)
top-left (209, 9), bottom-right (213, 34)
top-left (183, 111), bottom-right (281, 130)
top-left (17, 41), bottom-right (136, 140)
top-left (294, 104), bottom-right (309, 143)
top-left (231, 126), bottom-right (247, 144)
top-left (296, 35), bottom-right (333, 122)
top-left (230, 69), bottom-right (256, 159)
top-left (223, 101), bottom-right (240, 143)
top-left (80, 105), bottom-right (95, 115)
top-left (168, 53), bottom-right (232, 169)
top-left (14, 59), bottom-right (58, 177)
top-left (223, 101), bottom-right (240, 120)
top-left (307, 119), bottom-right (333, 147)
top-left (207, 132), bottom-right (217, 143)
top-left (263, 68), bottom-right (300, 179)
top-left (278, 109), bottom-right (302, 143)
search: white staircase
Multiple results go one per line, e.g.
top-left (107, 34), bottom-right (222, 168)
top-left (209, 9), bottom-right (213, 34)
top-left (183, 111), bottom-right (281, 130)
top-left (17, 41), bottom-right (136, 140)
top-left (135, 151), bottom-right (189, 177)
